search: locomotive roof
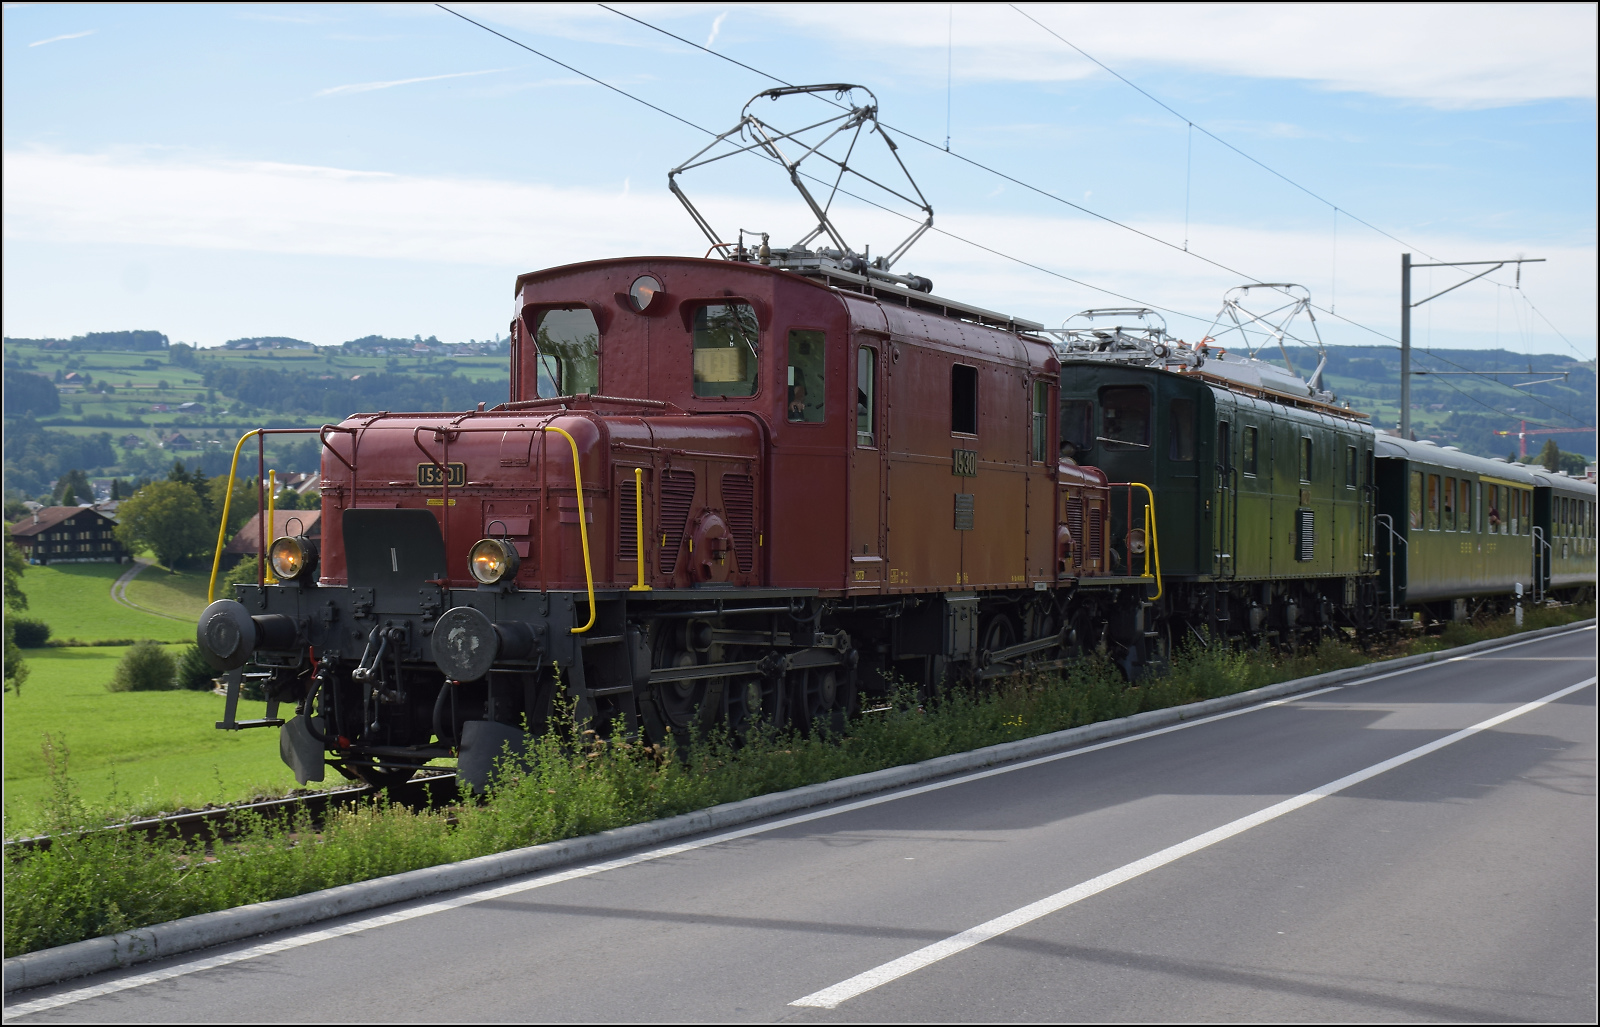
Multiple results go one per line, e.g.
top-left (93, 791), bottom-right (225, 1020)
top-left (514, 255), bottom-right (1045, 335)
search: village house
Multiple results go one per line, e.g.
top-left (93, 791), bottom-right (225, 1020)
top-left (225, 509), bottom-right (322, 559)
top-left (9, 506), bottom-right (129, 565)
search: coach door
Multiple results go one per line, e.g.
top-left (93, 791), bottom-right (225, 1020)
top-left (848, 337), bottom-right (887, 590)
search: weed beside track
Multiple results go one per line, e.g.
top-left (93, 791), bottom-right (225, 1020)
top-left (5, 602), bottom-right (1590, 959)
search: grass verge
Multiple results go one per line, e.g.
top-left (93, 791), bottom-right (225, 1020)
top-left (5, 602), bottom-right (1591, 958)
top-left (2, 647), bottom-right (311, 835)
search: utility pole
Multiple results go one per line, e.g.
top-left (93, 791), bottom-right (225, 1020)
top-left (1399, 255), bottom-right (1544, 440)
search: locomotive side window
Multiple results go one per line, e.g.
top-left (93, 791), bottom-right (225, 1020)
top-left (1242, 427), bottom-right (1258, 475)
top-left (1032, 381), bottom-right (1050, 462)
top-left (1410, 471), bottom-right (1423, 529)
top-left (1299, 437), bottom-right (1313, 482)
top-left (1345, 446), bottom-right (1358, 488)
top-left (1427, 473), bottom-right (1441, 530)
top-left (692, 302), bottom-right (760, 398)
top-left (533, 308), bottom-right (600, 397)
top-left (786, 329), bottom-right (826, 423)
top-left (856, 346), bottom-right (877, 447)
top-left (951, 364), bottom-right (979, 436)
top-left (1168, 398), bottom-right (1195, 461)
top-left (1060, 399), bottom-right (1093, 462)
top-left (1099, 386), bottom-right (1150, 448)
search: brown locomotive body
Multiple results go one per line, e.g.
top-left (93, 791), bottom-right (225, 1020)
top-left (201, 256), bottom-right (1129, 788)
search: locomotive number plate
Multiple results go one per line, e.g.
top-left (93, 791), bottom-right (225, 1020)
top-left (417, 462), bottom-right (467, 488)
top-left (952, 448), bottom-right (978, 477)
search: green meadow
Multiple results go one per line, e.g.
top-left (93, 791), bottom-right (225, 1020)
top-left (4, 562), bottom-right (308, 836)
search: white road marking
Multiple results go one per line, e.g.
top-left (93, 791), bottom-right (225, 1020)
top-left (7, 628), bottom-right (1590, 1017)
top-left (790, 675), bottom-right (1597, 1010)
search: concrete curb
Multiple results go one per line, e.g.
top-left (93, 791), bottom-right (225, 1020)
top-left (6, 618), bottom-right (1593, 994)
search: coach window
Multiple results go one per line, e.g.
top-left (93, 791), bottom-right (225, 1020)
top-left (951, 364), bottom-right (978, 436)
top-left (1099, 386), bottom-right (1150, 449)
top-left (1032, 381), bottom-right (1050, 462)
top-left (1242, 426), bottom-right (1259, 475)
top-left (856, 346), bottom-right (877, 447)
top-left (1060, 399), bottom-right (1093, 462)
top-left (1427, 473), bottom-right (1441, 530)
top-left (1443, 476), bottom-right (1456, 530)
top-left (1509, 489), bottom-right (1521, 535)
top-left (1345, 446), bottom-right (1358, 488)
top-left (1476, 483), bottom-right (1485, 532)
top-left (1298, 437), bottom-right (1313, 483)
top-left (692, 302), bottom-right (760, 398)
top-left (786, 329), bottom-right (826, 423)
top-left (1168, 398), bottom-right (1195, 461)
top-left (1487, 484), bottom-right (1501, 532)
top-left (532, 308), bottom-right (600, 397)
top-left (1461, 480), bottom-right (1474, 533)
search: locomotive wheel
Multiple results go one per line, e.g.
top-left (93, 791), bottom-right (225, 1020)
top-left (978, 612), bottom-right (1018, 670)
top-left (791, 667), bottom-right (854, 734)
top-left (725, 672), bottom-right (783, 737)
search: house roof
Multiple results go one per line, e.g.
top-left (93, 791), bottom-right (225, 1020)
top-left (9, 506), bottom-right (115, 538)
top-left (225, 509), bottom-right (322, 555)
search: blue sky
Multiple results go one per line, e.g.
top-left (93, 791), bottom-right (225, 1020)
top-left (3, 2), bottom-right (1595, 358)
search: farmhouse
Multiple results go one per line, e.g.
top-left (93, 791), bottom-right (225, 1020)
top-left (9, 506), bottom-right (129, 565)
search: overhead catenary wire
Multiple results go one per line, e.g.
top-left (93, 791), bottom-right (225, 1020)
top-left (451, 4), bottom-right (1587, 412)
top-left (436, 3), bottom-right (1218, 331)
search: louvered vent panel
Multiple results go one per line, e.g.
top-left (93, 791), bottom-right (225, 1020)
top-left (1088, 507), bottom-right (1104, 564)
top-left (617, 470), bottom-right (640, 562)
top-left (659, 470), bottom-right (696, 573)
top-left (1295, 508), bottom-right (1315, 562)
top-left (722, 473), bottom-right (756, 573)
top-left (1065, 497), bottom-right (1085, 569)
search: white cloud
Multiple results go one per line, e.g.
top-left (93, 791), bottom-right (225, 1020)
top-left (2, 147), bottom-right (1592, 350)
top-left (473, 2), bottom-right (1598, 108)
top-left (28, 29), bottom-right (93, 47)
top-left (316, 67), bottom-right (508, 97)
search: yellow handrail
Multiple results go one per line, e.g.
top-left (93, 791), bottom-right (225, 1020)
top-left (1128, 481), bottom-right (1163, 601)
top-left (542, 425), bottom-right (596, 633)
top-left (264, 470), bottom-right (277, 584)
top-left (208, 429), bottom-right (262, 604)
top-left (629, 466), bottom-right (651, 592)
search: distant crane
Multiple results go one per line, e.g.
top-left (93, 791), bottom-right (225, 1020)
top-left (1495, 421), bottom-right (1597, 458)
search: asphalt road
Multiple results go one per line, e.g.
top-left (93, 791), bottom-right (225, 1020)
top-left (10, 626), bottom-right (1596, 1023)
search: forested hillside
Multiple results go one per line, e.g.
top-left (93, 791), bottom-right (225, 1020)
top-left (2, 332), bottom-right (1592, 505)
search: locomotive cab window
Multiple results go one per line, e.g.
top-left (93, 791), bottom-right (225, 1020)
top-left (532, 307), bottom-right (600, 397)
top-left (856, 345), bottom-right (877, 448)
top-left (1060, 399), bottom-right (1093, 463)
top-left (1242, 426), bottom-right (1258, 475)
top-left (692, 302), bottom-right (760, 398)
top-left (786, 329), bottom-right (825, 423)
top-left (1168, 398), bottom-right (1195, 461)
top-left (1099, 386), bottom-right (1150, 449)
top-left (951, 364), bottom-right (978, 436)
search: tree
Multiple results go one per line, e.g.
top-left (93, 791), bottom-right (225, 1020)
top-left (1537, 439), bottom-right (1561, 473)
top-left (1559, 451), bottom-right (1589, 476)
top-left (115, 480), bottom-right (210, 571)
top-left (59, 483), bottom-right (77, 506)
top-left (206, 474), bottom-right (258, 535)
top-left (4, 539), bottom-right (28, 696)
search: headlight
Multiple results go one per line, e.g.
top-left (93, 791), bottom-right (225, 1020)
top-left (269, 535), bottom-right (318, 580)
top-left (469, 538), bottom-right (520, 584)
top-left (1125, 528), bottom-right (1147, 555)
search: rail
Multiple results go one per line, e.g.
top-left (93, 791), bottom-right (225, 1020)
top-left (1374, 513), bottom-right (1406, 621)
top-left (630, 466), bottom-right (651, 592)
top-left (1109, 481), bottom-right (1162, 600)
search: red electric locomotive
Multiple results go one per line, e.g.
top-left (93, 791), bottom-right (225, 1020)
top-left (198, 254), bottom-right (1146, 788)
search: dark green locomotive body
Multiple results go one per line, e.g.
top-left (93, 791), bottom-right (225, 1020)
top-left (1058, 362), bottom-right (1375, 586)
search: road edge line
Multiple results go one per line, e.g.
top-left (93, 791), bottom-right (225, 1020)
top-left (5, 617), bottom-right (1593, 994)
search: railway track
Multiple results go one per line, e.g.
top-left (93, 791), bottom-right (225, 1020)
top-left (4, 773), bottom-right (460, 856)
